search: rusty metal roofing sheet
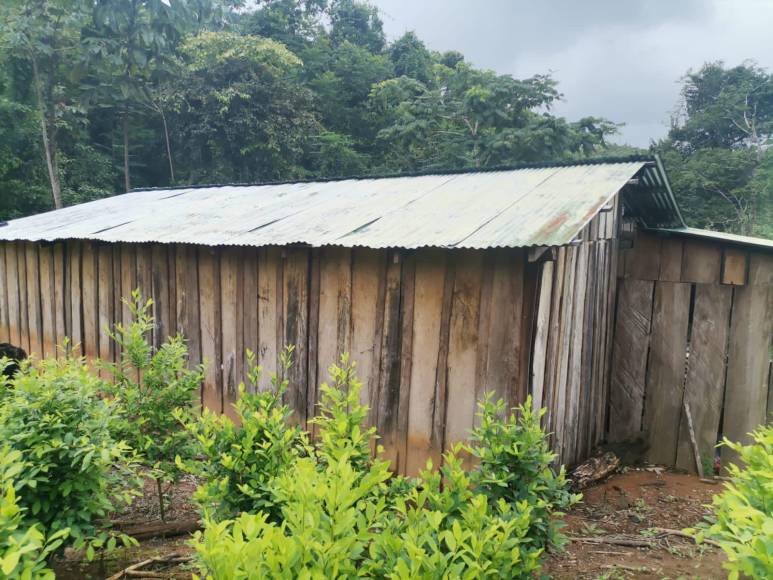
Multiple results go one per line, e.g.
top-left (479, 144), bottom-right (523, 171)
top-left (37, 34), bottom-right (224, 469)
top-left (0, 160), bottom-right (654, 249)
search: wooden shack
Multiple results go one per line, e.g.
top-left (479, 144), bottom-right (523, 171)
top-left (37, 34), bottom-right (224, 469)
top-left (0, 156), bottom-right (769, 473)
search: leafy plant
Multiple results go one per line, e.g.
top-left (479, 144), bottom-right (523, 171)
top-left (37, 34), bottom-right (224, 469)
top-left (0, 356), bottom-right (139, 555)
top-left (178, 347), bottom-right (307, 522)
top-left (192, 356), bottom-right (569, 578)
top-left (104, 290), bottom-right (204, 521)
top-left (0, 447), bottom-right (66, 579)
top-left (692, 425), bottom-right (773, 579)
top-left (310, 354), bottom-right (378, 472)
top-left (366, 447), bottom-right (544, 579)
top-left (469, 395), bottom-right (580, 549)
top-left (193, 455), bottom-right (391, 579)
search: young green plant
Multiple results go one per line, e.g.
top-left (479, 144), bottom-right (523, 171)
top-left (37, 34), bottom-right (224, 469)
top-left (177, 346), bottom-right (307, 522)
top-left (105, 290), bottom-right (204, 521)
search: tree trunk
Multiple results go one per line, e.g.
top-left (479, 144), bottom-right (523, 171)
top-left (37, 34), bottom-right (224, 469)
top-left (155, 477), bottom-right (166, 522)
top-left (31, 58), bottom-right (63, 209)
top-left (160, 108), bottom-right (175, 183)
top-left (123, 108), bottom-right (131, 193)
top-left (39, 118), bottom-right (63, 209)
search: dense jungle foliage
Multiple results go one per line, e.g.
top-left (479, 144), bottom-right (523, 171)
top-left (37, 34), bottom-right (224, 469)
top-left (0, 1), bottom-right (771, 237)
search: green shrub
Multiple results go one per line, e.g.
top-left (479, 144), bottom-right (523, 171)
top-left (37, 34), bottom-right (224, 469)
top-left (192, 357), bottom-right (572, 579)
top-left (469, 395), bottom-right (580, 548)
top-left (693, 425), bottom-right (773, 579)
top-left (0, 447), bottom-right (66, 579)
top-left (105, 291), bottom-right (204, 520)
top-left (194, 456), bottom-right (391, 579)
top-left (178, 347), bottom-right (307, 522)
top-left (0, 356), bottom-right (139, 553)
top-left (366, 447), bottom-right (543, 579)
top-left (310, 355), bottom-right (377, 472)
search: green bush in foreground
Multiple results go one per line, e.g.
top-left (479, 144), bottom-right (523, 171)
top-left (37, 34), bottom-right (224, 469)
top-left (0, 447), bottom-right (65, 580)
top-left (0, 356), bottom-right (139, 555)
top-left (192, 356), bottom-right (575, 579)
top-left (470, 395), bottom-right (580, 549)
top-left (177, 347), bottom-right (308, 522)
top-left (693, 425), bottom-right (773, 579)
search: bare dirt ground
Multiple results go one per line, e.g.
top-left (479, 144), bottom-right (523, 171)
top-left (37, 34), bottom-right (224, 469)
top-left (51, 475), bottom-right (200, 579)
top-left (546, 468), bottom-right (727, 579)
top-left (52, 468), bottom-right (728, 579)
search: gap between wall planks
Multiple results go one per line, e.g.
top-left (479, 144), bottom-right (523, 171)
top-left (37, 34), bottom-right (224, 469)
top-left (615, 229), bottom-right (773, 472)
top-left (0, 225), bottom-right (619, 472)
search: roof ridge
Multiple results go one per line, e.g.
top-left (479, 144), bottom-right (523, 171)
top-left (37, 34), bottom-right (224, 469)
top-left (130, 155), bottom-right (655, 193)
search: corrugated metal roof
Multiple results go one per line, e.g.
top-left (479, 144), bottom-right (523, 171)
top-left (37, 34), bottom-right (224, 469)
top-left (0, 159), bottom-right (664, 249)
top-left (652, 227), bottom-right (773, 252)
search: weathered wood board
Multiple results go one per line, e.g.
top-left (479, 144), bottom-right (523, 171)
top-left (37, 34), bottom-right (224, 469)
top-left (444, 251), bottom-right (483, 455)
top-left (38, 246), bottom-right (56, 359)
top-left (405, 250), bottom-right (447, 476)
top-left (608, 279), bottom-right (655, 442)
top-left (721, 284), bottom-right (773, 467)
top-left (658, 239), bottom-right (683, 282)
top-left (374, 252), bottom-right (405, 467)
top-left (220, 247), bottom-right (242, 420)
top-left (682, 240), bottom-right (721, 284)
top-left (721, 248), bottom-right (747, 286)
top-left (198, 247), bottom-right (222, 413)
top-left (531, 260), bottom-right (554, 411)
top-left (349, 248), bottom-right (385, 411)
top-left (282, 248), bottom-right (309, 424)
top-left (676, 284), bottom-right (732, 473)
top-left (644, 281), bottom-right (691, 466)
top-left (257, 248), bottom-right (280, 383)
top-left (626, 232), bottom-right (661, 280)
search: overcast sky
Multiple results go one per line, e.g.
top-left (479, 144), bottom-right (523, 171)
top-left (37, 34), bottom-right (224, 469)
top-left (371, 0), bottom-right (773, 147)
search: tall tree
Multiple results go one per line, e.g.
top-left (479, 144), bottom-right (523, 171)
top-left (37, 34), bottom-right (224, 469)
top-left (83, 0), bottom-right (188, 192)
top-left (328, 0), bottom-right (385, 53)
top-left (657, 62), bottom-right (773, 236)
top-left (389, 32), bottom-right (433, 86)
top-left (370, 62), bottom-right (615, 171)
top-left (0, 0), bottom-right (89, 208)
top-left (167, 31), bottom-right (319, 182)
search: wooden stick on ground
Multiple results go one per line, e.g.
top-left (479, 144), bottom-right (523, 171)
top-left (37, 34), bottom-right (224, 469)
top-left (105, 552), bottom-right (194, 580)
top-left (650, 527), bottom-right (722, 548)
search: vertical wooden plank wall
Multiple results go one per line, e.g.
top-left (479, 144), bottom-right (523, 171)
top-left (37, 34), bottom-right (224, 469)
top-left (0, 213), bottom-right (632, 474)
top-left (530, 205), bottom-right (622, 467)
top-left (613, 230), bottom-right (773, 472)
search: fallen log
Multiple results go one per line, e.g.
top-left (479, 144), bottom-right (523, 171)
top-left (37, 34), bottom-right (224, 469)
top-left (569, 452), bottom-right (620, 490)
top-left (569, 535), bottom-right (653, 548)
top-left (113, 518), bottom-right (202, 541)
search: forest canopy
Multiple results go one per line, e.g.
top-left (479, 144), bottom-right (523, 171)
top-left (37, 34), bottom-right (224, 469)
top-left (0, 1), bottom-right (770, 238)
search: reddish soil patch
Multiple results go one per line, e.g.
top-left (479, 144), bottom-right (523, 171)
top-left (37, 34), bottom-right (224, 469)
top-left (546, 468), bottom-right (728, 579)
